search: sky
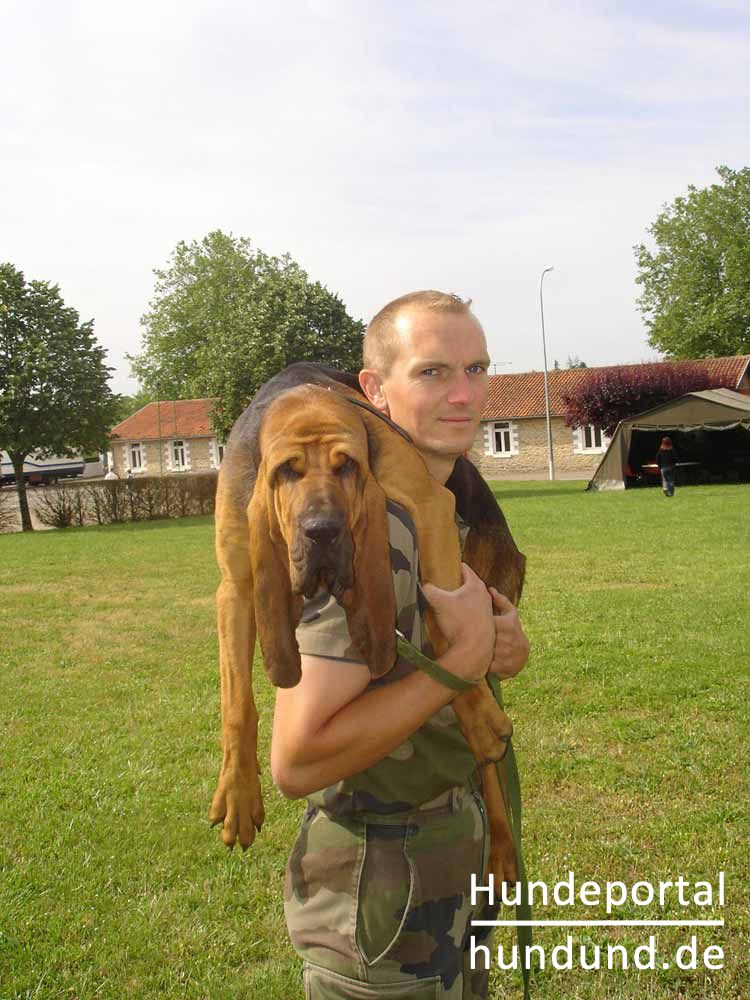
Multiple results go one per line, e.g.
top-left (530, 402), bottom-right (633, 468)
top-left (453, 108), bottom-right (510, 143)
top-left (3, 0), bottom-right (749, 394)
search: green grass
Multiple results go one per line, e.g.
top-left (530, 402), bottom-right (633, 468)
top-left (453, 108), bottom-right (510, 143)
top-left (1, 481), bottom-right (748, 999)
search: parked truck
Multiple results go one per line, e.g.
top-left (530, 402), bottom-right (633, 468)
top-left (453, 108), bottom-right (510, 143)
top-left (0, 451), bottom-right (89, 485)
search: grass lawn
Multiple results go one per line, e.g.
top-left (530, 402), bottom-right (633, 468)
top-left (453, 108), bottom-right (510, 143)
top-left (0, 480), bottom-right (748, 1000)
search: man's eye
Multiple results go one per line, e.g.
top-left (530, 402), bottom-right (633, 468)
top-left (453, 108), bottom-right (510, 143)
top-left (467, 364), bottom-right (487, 375)
top-left (421, 368), bottom-right (439, 377)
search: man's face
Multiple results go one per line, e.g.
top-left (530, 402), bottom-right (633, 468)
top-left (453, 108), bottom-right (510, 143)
top-left (377, 307), bottom-right (490, 462)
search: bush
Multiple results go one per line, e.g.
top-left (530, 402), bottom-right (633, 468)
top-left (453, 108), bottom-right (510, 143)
top-left (32, 474), bottom-right (219, 530)
top-left (35, 487), bottom-right (79, 529)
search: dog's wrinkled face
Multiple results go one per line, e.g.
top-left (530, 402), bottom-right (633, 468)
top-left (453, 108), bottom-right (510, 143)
top-left (259, 388), bottom-right (371, 600)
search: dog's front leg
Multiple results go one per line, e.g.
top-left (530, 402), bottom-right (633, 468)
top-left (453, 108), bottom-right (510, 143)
top-left (209, 486), bottom-right (265, 850)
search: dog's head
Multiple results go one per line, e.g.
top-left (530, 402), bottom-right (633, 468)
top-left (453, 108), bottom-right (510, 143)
top-left (248, 386), bottom-right (396, 687)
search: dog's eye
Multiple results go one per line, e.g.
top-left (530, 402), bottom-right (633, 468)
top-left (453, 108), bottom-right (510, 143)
top-left (277, 460), bottom-right (303, 482)
top-left (335, 457), bottom-right (356, 476)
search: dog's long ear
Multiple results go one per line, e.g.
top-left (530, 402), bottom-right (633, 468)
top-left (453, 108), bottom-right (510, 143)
top-left (248, 466), bottom-right (304, 688)
top-left (339, 467), bottom-right (396, 678)
top-left (447, 456), bottom-right (527, 604)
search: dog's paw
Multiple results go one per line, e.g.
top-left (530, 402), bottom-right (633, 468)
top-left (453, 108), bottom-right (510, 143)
top-left (489, 836), bottom-right (518, 887)
top-left (471, 703), bottom-right (513, 762)
top-left (209, 760), bottom-right (265, 851)
top-left (454, 685), bottom-right (513, 763)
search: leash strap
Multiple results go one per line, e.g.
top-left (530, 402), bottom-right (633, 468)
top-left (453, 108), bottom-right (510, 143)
top-left (395, 632), bottom-right (479, 692)
top-left (395, 632), bottom-right (532, 998)
top-left (488, 673), bottom-right (533, 1000)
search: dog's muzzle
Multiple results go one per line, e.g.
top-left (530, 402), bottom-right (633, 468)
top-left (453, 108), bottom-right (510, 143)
top-left (291, 511), bottom-right (354, 600)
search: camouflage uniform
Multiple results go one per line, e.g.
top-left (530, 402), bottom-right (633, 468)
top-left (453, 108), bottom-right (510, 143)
top-left (285, 501), bottom-right (497, 999)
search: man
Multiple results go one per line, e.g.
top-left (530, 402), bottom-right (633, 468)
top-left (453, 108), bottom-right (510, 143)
top-left (272, 291), bottom-right (529, 999)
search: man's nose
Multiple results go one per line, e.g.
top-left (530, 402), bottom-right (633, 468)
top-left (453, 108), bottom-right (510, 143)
top-left (446, 374), bottom-right (472, 405)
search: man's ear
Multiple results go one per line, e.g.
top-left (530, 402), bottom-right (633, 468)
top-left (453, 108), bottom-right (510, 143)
top-left (358, 369), bottom-right (389, 415)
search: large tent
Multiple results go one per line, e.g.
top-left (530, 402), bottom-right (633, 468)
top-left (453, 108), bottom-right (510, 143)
top-left (587, 388), bottom-right (750, 491)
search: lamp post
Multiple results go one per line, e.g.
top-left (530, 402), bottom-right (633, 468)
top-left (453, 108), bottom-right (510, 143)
top-left (540, 266), bottom-right (555, 481)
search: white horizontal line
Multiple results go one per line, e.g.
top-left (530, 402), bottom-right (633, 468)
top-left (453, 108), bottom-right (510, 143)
top-left (471, 920), bottom-right (725, 927)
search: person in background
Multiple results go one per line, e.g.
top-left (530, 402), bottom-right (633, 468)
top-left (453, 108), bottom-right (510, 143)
top-left (656, 436), bottom-right (678, 497)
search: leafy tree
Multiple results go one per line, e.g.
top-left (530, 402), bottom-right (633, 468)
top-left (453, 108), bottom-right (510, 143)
top-left (635, 165), bottom-right (750, 358)
top-left (561, 362), bottom-right (726, 437)
top-left (130, 231), bottom-right (365, 438)
top-left (0, 263), bottom-right (119, 531)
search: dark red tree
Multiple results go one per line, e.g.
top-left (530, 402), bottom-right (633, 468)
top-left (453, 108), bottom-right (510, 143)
top-left (562, 363), bottom-right (726, 437)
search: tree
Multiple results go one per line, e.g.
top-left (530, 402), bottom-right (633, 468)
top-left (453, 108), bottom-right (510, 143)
top-left (561, 362), bottom-right (724, 437)
top-left (565, 355), bottom-right (587, 369)
top-left (635, 165), bottom-right (750, 359)
top-left (129, 231), bottom-right (365, 438)
top-left (0, 263), bottom-right (119, 531)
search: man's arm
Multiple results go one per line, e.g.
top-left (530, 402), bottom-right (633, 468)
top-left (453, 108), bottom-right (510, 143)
top-left (271, 564), bottom-right (494, 799)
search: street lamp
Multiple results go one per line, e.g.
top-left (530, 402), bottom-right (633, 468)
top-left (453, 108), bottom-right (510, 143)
top-left (540, 266), bottom-right (555, 481)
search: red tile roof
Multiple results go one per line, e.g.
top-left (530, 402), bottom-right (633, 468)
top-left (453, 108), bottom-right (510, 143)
top-left (108, 357), bottom-right (750, 435)
top-left (110, 399), bottom-right (216, 441)
top-left (483, 356), bottom-right (750, 420)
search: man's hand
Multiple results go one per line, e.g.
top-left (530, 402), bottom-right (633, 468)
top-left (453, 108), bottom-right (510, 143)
top-left (420, 564), bottom-right (495, 682)
top-left (488, 588), bottom-right (529, 679)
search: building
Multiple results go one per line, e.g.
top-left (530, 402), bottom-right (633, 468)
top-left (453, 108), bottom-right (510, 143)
top-left (108, 399), bottom-right (223, 477)
top-left (469, 356), bottom-right (750, 480)
top-left (108, 356), bottom-right (750, 481)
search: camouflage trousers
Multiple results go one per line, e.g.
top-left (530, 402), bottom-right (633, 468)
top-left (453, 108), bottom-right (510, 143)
top-left (284, 779), bottom-right (498, 999)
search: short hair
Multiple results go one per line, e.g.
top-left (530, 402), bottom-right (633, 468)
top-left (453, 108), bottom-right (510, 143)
top-left (363, 290), bottom-right (474, 376)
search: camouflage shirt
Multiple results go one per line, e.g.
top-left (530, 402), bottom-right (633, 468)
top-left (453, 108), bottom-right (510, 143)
top-left (295, 499), bottom-right (476, 818)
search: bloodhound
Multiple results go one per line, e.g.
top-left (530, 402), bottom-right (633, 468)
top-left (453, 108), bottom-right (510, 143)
top-left (209, 363), bottom-right (526, 883)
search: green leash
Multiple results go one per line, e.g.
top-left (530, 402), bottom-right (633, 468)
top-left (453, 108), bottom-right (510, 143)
top-left (396, 633), bottom-right (533, 999)
top-left (395, 632), bottom-right (478, 692)
top-left (487, 673), bottom-right (533, 1000)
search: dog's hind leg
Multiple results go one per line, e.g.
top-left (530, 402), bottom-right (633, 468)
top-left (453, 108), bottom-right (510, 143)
top-left (209, 470), bottom-right (265, 850)
top-left (357, 408), bottom-right (515, 761)
top-left (480, 762), bottom-right (518, 885)
top-left (355, 408), bottom-right (518, 884)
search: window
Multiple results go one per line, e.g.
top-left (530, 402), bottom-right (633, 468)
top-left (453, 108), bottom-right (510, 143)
top-left (494, 422), bottom-right (512, 454)
top-left (130, 443), bottom-right (143, 469)
top-left (210, 439), bottom-right (225, 469)
top-left (485, 420), bottom-right (518, 457)
top-left (574, 425), bottom-right (609, 454)
top-left (583, 425), bottom-right (603, 450)
top-left (172, 439), bottom-right (187, 470)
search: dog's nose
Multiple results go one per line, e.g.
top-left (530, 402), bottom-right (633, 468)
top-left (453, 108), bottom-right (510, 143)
top-left (302, 518), bottom-right (341, 545)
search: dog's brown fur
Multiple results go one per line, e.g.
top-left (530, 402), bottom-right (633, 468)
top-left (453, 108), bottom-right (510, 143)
top-left (209, 364), bottom-right (526, 883)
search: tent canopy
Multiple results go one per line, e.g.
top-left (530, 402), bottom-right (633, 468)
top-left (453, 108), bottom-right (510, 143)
top-left (587, 388), bottom-right (750, 491)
